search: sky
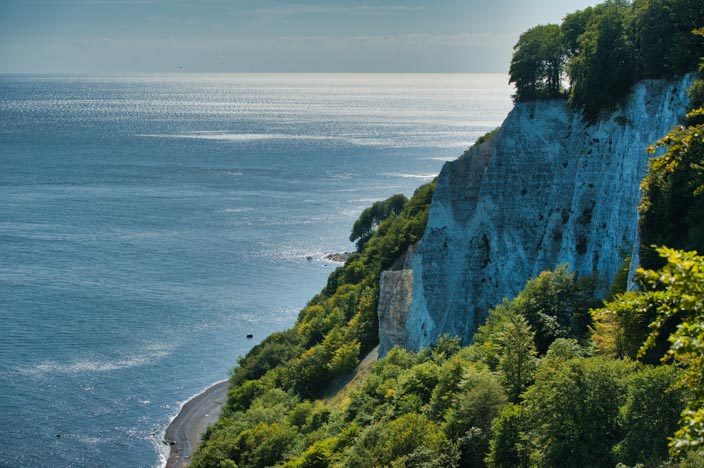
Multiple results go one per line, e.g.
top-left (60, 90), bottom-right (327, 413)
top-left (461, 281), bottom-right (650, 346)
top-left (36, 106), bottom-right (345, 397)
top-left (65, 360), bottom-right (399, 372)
top-left (0, 0), bottom-right (598, 74)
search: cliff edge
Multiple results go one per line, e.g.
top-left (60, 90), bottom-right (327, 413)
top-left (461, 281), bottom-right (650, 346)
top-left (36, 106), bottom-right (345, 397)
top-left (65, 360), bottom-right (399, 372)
top-left (380, 75), bottom-right (694, 351)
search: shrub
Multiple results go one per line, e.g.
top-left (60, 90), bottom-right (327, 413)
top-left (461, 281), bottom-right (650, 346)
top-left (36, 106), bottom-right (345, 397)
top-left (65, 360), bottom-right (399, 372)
top-left (347, 413), bottom-right (446, 466)
top-left (591, 291), bottom-right (670, 362)
top-left (614, 365), bottom-right (684, 465)
top-left (350, 193), bottom-right (408, 251)
top-left (326, 340), bottom-right (360, 375)
top-left (486, 404), bottom-right (529, 468)
top-left (507, 265), bottom-right (598, 354)
top-left (522, 357), bottom-right (634, 467)
top-left (231, 330), bottom-right (302, 386)
top-left (639, 119), bottom-right (704, 270)
top-left (496, 313), bottom-right (537, 402)
top-left (640, 248), bottom-right (704, 457)
top-left (443, 370), bottom-right (507, 467)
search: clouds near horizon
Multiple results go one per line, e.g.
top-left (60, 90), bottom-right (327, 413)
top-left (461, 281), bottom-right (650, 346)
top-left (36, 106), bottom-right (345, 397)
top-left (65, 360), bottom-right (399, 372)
top-left (0, 0), bottom-right (598, 73)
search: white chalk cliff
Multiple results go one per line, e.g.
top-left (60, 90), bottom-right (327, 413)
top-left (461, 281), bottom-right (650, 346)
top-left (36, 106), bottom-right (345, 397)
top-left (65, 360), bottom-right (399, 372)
top-left (377, 75), bottom-right (694, 355)
top-left (377, 244), bottom-right (416, 356)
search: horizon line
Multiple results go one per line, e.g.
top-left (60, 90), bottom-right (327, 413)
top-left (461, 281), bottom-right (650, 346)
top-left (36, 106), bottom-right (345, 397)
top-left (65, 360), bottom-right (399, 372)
top-left (0, 71), bottom-right (509, 75)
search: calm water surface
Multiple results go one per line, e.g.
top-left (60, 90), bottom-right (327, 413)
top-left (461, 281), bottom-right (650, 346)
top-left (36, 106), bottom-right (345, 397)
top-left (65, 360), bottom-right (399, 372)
top-left (0, 73), bottom-right (512, 467)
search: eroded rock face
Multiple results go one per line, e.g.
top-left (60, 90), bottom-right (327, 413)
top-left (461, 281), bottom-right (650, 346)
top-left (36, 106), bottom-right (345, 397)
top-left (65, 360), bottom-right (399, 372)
top-left (377, 244), bottom-right (416, 356)
top-left (404, 76), bottom-right (694, 351)
top-left (377, 270), bottom-right (413, 356)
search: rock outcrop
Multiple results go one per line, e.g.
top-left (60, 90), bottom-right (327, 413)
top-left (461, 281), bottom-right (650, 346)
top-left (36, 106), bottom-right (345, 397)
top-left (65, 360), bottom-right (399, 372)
top-left (377, 244), bottom-right (416, 356)
top-left (398, 75), bottom-right (694, 351)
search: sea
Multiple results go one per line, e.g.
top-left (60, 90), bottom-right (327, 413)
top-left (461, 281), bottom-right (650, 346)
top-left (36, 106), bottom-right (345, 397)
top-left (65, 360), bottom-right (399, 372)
top-left (0, 73), bottom-right (512, 467)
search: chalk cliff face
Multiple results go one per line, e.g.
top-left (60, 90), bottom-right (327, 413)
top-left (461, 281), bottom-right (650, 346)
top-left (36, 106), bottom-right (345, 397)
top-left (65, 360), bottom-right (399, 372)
top-left (377, 244), bottom-right (416, 356)
top-left (395, 76), bottom-right (694, 351)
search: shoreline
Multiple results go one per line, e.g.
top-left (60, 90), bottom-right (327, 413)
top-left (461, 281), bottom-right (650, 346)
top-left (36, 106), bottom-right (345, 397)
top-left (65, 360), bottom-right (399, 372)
top-left (163, 379), bottom-right (230, 468)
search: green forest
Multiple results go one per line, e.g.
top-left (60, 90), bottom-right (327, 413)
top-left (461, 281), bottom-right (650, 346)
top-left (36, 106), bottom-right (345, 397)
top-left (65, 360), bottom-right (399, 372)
top-left (191, 3), bottom-right (704, 467)
top-left (509, 0), bottom-right (703, 120)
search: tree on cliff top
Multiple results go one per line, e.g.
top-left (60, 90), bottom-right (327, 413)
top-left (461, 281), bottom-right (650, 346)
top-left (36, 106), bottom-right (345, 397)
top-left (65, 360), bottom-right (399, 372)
top-left (567, 2), bottom-right (637, 121)
top-left (511, 0), bottom-right (703, 120)
top-left (509, 24), bottom-right (565, 101)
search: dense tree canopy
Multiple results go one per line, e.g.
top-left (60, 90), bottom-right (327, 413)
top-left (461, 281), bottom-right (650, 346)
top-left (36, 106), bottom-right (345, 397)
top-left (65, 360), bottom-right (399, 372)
top-left (561, 7), bottom-right (595, 60)
top-left (194, 237), bottom-right (704, 467)
top-left (349, 193), bottom-right (407, 251)
top-left (567, 2), bottom-right (637, 121)
top-left (495, 265), bottom-right (598, 354)
top-left (639, 110), bottom-right (704, 269)
top-left (631, 0), bottom-right (704, 78)
top-left (194, 255), bottom-right (696, 467)
top-left (640, 248), bottom-right (704, 455)
top-left (510, 0), bottom-right (704, 121)
top-left (509, 24), bottom-right (565, 101)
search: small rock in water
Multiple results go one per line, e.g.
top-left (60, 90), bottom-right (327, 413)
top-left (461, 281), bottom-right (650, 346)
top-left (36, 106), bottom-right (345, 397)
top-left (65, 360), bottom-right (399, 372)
top-left (55, 434), bottom-right (60, 438)
top-left (306, 256), bottom-right (313, 261)
top-left (246, 334), bottom-right (253, 339)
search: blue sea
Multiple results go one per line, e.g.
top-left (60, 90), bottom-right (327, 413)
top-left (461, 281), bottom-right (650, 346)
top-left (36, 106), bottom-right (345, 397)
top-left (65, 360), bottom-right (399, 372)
top-left (0, 74), bottom-right (512, 467)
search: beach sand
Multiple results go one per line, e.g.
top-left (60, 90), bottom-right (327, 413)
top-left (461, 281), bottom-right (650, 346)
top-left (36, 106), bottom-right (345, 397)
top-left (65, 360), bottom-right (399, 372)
top-left (165, 380), bottom-right (229, 468)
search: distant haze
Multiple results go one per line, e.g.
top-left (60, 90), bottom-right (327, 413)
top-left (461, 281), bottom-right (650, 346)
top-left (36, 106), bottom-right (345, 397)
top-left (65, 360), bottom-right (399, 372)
top-left (1, 0), bottom-right (597, 74)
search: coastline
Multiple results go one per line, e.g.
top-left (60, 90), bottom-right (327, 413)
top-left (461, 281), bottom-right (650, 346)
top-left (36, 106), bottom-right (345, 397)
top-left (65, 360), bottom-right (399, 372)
top-left (163, 380), bottom-right (230, 468)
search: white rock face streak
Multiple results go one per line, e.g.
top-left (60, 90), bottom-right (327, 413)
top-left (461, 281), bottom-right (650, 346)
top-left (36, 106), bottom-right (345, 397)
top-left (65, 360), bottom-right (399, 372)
top-left (402, 76), bottom-right (693, 351)
top-left (377, 244), bottom-right (416, 356)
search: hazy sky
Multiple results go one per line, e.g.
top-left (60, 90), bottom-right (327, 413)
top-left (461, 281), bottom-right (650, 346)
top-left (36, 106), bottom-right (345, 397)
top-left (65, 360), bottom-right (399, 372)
top-left (0, 0), bottom-right (598, 73)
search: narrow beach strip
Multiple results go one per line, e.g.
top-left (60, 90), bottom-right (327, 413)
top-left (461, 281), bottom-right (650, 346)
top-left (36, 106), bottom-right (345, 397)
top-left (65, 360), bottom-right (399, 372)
top-left (165, 380), bottom-right (229, 468)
